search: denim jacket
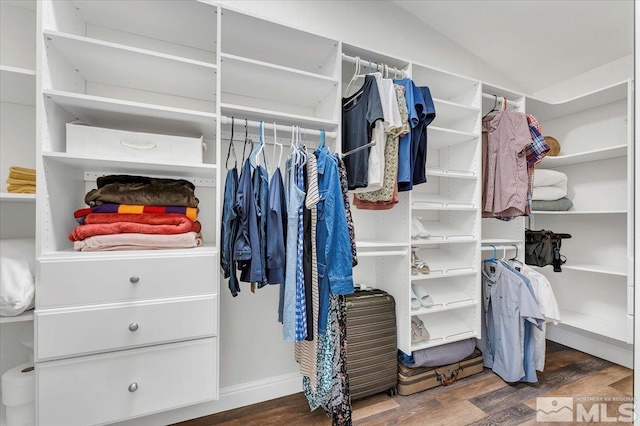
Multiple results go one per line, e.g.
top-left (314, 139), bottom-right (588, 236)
top-left (315, 146), bottom-right (354, 332)
top-left (234, 159), bottom-right (262, 283)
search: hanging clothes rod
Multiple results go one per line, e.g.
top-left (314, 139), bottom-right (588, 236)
top-left (482, 93), bottom-right (521, 109)
top-left (219, 115), bottom-right (337, 139)
top-left (341, 53), bottom-right (408, 78)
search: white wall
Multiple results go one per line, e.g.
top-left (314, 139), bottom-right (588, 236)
top-left (218, 0), bottom-right (527, 93)
top-left (532, 54), bottom-right (633, 102)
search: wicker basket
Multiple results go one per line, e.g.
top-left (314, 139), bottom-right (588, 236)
top-left (544, 136), bottom-right (561, 156)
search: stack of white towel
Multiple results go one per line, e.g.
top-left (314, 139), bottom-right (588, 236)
top-left (532, 170), bottom-right (573, 211)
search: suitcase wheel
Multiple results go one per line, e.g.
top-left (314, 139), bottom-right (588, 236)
top-left (385, 387), bottom-right (397, 397)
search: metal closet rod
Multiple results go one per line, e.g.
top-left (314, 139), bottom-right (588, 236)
top-left (482, 93), bottom-right (522, 108)
top-left (219, 116), bottom-right (337, 139)
top-left (341, 53), bottom-right (408, 78)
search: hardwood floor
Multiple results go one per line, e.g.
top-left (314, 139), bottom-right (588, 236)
top-left (176, 341), bottom-right (633, 426)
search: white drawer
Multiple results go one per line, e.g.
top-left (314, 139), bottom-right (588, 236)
top-left (36, 295), bottom-right (217, 361)
top-left (38, 253), bottom-right (217, 308)
top-left (37, 338), bottom-right (217, 426)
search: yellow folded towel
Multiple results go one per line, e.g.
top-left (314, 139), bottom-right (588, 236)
top-left (8, 166), bottom-right (36, 182)
top-left (7, 185), bottom-right (36, 194)
top-left (6, 178), bottom-right (35, 186)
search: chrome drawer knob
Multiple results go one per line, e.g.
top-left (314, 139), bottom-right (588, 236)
top-left (128, 382), bottom-right (138, 393)
top-left (128, 323), bottom-right (139, 332)
top-left (129, 276), bottom-right (140, 284)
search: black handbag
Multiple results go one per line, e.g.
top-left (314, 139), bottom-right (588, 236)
top-left (525, 229), bottom-right (572, 272)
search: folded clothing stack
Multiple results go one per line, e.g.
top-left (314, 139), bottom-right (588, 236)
top-left (532, 169), bottom-right (573, 211)
top-left (70, 175), bottom-right (202, 251)
top-left (6, 167), bottom-right (35, 194)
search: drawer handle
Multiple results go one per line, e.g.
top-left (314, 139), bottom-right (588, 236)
top-left (129, 276), bottom-right (140, 284)
top-left (128, 382), bottom-right (139, 393)
top-left (129, 323), bottom-right (139, 332)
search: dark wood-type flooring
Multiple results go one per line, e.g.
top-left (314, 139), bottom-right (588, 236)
top-left (177, 341), bottom-right (633, 426)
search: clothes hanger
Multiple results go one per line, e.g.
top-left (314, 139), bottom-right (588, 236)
top-left (318, 129), bottom-right (325, 150)
top-left (344, 56), bottom-right (366, 99)
top-left (248, 121), bottom-right (265, 169)
top-left (483, 95), bottom-right (499, 119)
top-left (297, 127), bottom-right (307, 167)
top-left (271, 122), bottom-right (283, 171)
top-left (483, 245), bottom-right (498, 264)
top-left (225, 117), bottom-right (238, 170)
top-left (503, 96), bottom-right (508, 111)
top-left (241, 118), bottom-right (253, 165)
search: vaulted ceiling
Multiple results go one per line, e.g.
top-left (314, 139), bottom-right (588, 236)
top-left (393, 0), bottom-right (633, 93)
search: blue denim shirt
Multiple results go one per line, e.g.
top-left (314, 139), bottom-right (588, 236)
top-left (267, 168), bottom-right (287, 284)
top-left (253, 165), bottom-right (269, 288)
top-left (234, 159), bottom-right (262, 283)
top-left (315, 146), bottom-right (354, 332)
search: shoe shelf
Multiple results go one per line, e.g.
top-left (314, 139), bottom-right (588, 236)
top-left (411, 307), bottom-right (478, 351)
top-left (411, 278), bottom-right (476, 315)
top-left (410, 249), bottom-right (476, 278)
top-left (411, 194), bottom-right (476, 211)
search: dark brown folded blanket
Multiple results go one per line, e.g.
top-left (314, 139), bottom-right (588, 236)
top-left (84, 175), bottom-right (199, 207)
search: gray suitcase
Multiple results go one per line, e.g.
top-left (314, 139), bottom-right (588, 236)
top-left (345, 289), bottom-right (397, 400)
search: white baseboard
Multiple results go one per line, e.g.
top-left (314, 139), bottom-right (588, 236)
top-left (117, 372), bottom-right (303, 426)
top-left (546, 325), bottom-right (633, 369)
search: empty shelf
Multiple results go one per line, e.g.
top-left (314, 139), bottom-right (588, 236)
top-left (427, 126), bottom-right (478, 150)
top-left (44, 90), bottom-right (216, 139)
top-left (44, 30), bottom-right (216, 102)
top-left (412, 194), bottom-right (476, 211)
top-left (533, 210), bottom-right (627, 215)
top-left (553, 309), bottom-right (627, 342)
top-left (536, 145), bottom-right (627, 169)
top-left (425, 168), bottom-right (477, 180)
top-left (0, 65), bottom-right (35, 105)
top-left (535, 263), bottom-right (627, 276)
top-left (221, 53), bottom-right (338, 109)
top-left (42, 152), bottom-right (216, 181)
top-left (220, 103), bottom-right (337, 129)
top-left (411, 238), bottom-right (477, 246)
top-left (0, 193), bottom-right (36, 203)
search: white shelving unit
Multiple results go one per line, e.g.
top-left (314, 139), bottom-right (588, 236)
top-left (35, 2), bottom-right (221, 424)
top-left (527, 80), bottom-right (633, 346)
top-left (405, 64), bottom-right (482, 355)
top-left (0, 0), bottom-right (37, 415)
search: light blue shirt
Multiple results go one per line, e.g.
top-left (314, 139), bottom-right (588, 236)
top-left (482, 260), bottom-right (544, 382)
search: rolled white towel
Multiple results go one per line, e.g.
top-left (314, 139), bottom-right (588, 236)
top-left (534, 169), bottom-right (568, 187)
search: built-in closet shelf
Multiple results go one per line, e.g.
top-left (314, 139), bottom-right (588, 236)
top-left (554, 309), bottom-right (627, 342)
top-left (410, 316), bottom-right (477, 351)
top-left (411, 65), bottom-right (479, 107)
top-left (0, 193), bottom-right (36, 203)
top-left (411, 194), bottom-right (476, 211)
top-left (43, 30), bottom-right (217, 102)
top-left (411, 270), bottom-right (477, 280)
top-left (427, 126), bottom-right (478, 150)
top-left (40, 244), bottom-right (218, 261)
top-left (411, 237), bottom-right (477, 246)
top-left (410, 250), bottom-right (476, 278)
top-left (480, 238), bottom-right (522, 245)
top-left (411, 302), bottom-right (478, 315)
top-left (0, 65), bottom-right (36, 106)
top-left (413, 222), bottom-right (475, 241)
top-left (526, 81), bottom-right (628, 122)
top-left (356, 241), bottom-right (409, 257)
top-left (532, 210), bottom-right (627, 215)
top-left (0, 310), bottom-right (34, 324)
top-left (425, 169), bottom-right (477, 180)
top-left (536, 145), bottom-right (627, 169)
top-left (220, 53), bottom-right (338, 108)
top-left (221, 9), bottom-right (338, 77)
top-left (42, 152), bottom-right (216, 180)
top-left (432, 98), bottom-right (479, 121)
top-left (534, 263), bottom-right (627, 276)
top-left (44, 90), bottom-right (217, 139)
top-left (220, 103), bottom-right (338, 129)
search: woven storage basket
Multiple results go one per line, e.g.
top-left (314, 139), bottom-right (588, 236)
top-left (544, 136), bottom-right (561, 156)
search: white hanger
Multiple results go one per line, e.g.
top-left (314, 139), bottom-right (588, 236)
top-left (271, 122), bottom-right (283, 171)
top-left (344, 56), bottom-right (366, 99)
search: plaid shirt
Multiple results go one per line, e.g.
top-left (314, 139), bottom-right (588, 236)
top-left (524, 114), bottom-right (549, 215)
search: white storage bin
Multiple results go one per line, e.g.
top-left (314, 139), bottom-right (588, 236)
top-left (66, 123), bottom-right (204, 164)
